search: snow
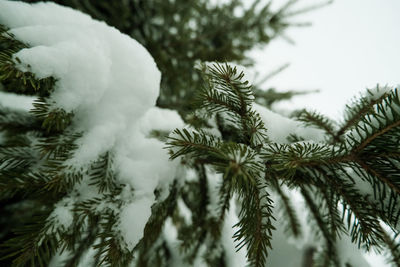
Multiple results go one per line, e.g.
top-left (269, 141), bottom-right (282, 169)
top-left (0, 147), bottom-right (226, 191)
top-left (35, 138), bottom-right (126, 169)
top-left (119, 194), bottom-right (155, 250)
top-left (0, 0), bottom-right (184, 252)
top-left (163, 218), bottom-right (187, 266)
top-left (0, 1), bottom-right (392, 265)
top-left (253, 103), bottom-right (325, 143)
top-left (0, 91), bottom-right (34, 111)
top-left (205, 167), bottom-right (222, 218)
top-left (177, 198), bottom-right (192, 224)
top-left (267, 189), bottom-right (317, 267)
top-left (336, 234), bottom-right (371, 267)
top-left (365, 84), bottom-right (393, 101)
top-left (49, 197), bottom-right (74, 231)
top-left (267, 188), bottom-right (372, 267)
top-left (138, 107), bottom-right (184, 135)
top-left (221, 198), bottom-right (248, 267)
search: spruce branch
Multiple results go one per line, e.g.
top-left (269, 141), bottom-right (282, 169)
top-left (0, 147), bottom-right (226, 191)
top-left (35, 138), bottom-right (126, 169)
top-left (0, 146), bottom-right (38, 171)
top-left (0, 106), bottom-right (39, 134)
top-left (270, 176), bottom-right (302, 238)
top-left (253, 87), bottom-right (318, 108)
top-left (310, 166), bottom-right (385, 250)
top-left (178, 164), bottom-right (211, 263)
top-left (233, 181), bottom-right (275, 267)
top-left (135, 182), bottom-right (178, 265)
top-left (0, 25), bottom-right (55, 97)
top-left (35, 132), bottom-right (80, 160)
top-left (167, 128), bottom-right (222, 162)
top-left (295, 109), bottom-right (339, 142)
top-left (31, 98), bottom-right (73, 133)
top-left (335, 86), bottom-right (392, 140)
top-left (88, 152), bottom-right (117, 194)
top-left (216, 177), bottom-right (232, 228)
top-left (94, 211), bottom-right (134, 267)
top-left (196, 62), bottom-right (267, 146)
top-left (300, 186), bottom-right (340, 267)
top-left (0, 209), bottom-right (59, 267)
top-left (383, 231), bottom-right (400, 267)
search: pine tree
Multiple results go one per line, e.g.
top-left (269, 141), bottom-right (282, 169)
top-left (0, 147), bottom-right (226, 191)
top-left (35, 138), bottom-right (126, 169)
top-left (1, 1), bottom-right (399, 267)
top-left (22, 0), bottom-right (321, 114)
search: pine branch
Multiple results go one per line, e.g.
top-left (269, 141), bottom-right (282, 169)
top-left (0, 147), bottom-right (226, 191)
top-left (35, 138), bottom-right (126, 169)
top-left (88, 152), bottom-right (117, 194)
top-left (295, 109), bottom-right (340, 142)
top-left (0, 209), bottom-right (59, 267)
top-left (94, 212), bottom-right (134, 267)
top-left (136, 182), bottom-right (178, 265)
top-left (253, 87), bottom-right (318, 108)
top-left (383, 231), bottom-right (400, 267)
top-left (179, 165), bottom-right (210, 263)
top-left (300, 186), bottom-right (340, 267)
top-left (196, 62), bottom-right (267, 146)
top-left (36, 132), bottom-right (80, 160)
top-left (310, 166), bottom-right (385, 250)
top-left (0, 106), bottom-right (39, 134)
top-left (335, 86), bottom-right (392, 140)
top-left (31, 98), bottom-right (73, 133)
top-left (0, 25), bottom-right (55, 97)
top-left (233, 181), bottom-right (275, 267)
top-left (270, 176), bottom-right (302, 238)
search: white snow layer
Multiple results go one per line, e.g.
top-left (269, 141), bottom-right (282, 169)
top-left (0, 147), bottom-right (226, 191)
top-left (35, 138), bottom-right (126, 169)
top-left (0, 0), bottom-right (184, 251)
top-left (254, 103), bottom-right (325, 143)
top-left (0, 91), bottom-right (34, 111)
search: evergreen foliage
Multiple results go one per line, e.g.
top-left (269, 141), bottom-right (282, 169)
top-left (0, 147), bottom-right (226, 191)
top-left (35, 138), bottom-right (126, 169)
top-left (21, 0), bottom-right (316, 114)
top-left (0, 1), bottom-right (399, 267)
top-left (168, 63), bottom-right (400, 265)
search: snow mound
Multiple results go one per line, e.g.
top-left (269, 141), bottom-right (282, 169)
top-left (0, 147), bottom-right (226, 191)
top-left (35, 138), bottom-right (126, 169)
top-left (0, 0), bottom-right (183, 250)
top-left (254, 103), bottom-right (325, 143)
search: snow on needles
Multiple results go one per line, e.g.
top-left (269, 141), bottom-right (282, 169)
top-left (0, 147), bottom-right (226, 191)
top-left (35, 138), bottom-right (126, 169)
top-left (254, 103), bottom-right (325, 143)
top-left (0, 0), bottom-right (183, 250)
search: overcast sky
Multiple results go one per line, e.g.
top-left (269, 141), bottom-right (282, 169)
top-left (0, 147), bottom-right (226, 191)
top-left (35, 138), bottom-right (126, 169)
top-left (250, 0), bottom-right (400, 121)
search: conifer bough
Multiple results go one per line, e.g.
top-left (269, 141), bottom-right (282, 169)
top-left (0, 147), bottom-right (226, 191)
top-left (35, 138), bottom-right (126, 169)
top-left (0, 1), bottom-right (399, 267)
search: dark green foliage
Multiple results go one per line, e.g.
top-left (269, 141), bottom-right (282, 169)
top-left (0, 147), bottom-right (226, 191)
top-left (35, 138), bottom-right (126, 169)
top-left (196, 63), bottom-right (268, 146)
top-left (168, 62), bottom-right (400, 266)
top-left (22, 0), bottom-right (311, 114)
top-left (336, 87), bottom-right (392, 140)
top-left (254, 87), bottom-right (317, 108)
top-left (300, 186), bottom-right (340, 267)
top-left (233, 181), bottom-right (274, 267)
top-left (295, 109), bottom-right (339, 142)
top-left (0, 210), bottom-right (57, 267)
top-left (1, 0), bottom-right (400, 266)
top-left (0, 25), bottom-right (56, 97)
top-left (168, 64), bottom-right (276, 266)
top-left (0, 25), bottom-right (86, 266)
top-left (135, 182), bottom-right (178, 266)
top-left (270, 176), bottom-right (302, 238)
top-left (1, 0), bottom-right (302, 264)
top-left (88, 152), bottom-right (117, 194)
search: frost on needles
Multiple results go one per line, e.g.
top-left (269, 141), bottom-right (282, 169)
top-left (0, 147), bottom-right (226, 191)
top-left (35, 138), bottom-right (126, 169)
top-left (1, 1), bottom-right (400, 267)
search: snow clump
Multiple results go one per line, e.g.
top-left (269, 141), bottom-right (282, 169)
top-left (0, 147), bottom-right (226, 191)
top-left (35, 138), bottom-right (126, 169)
top-left (0, 0), bottom-right (183, 250)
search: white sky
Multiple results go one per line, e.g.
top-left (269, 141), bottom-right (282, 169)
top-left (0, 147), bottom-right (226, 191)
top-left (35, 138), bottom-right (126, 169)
top-left (250, 0), bottom-right (400, 121)
top-left (249, 1), bottom-right (399, 266)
